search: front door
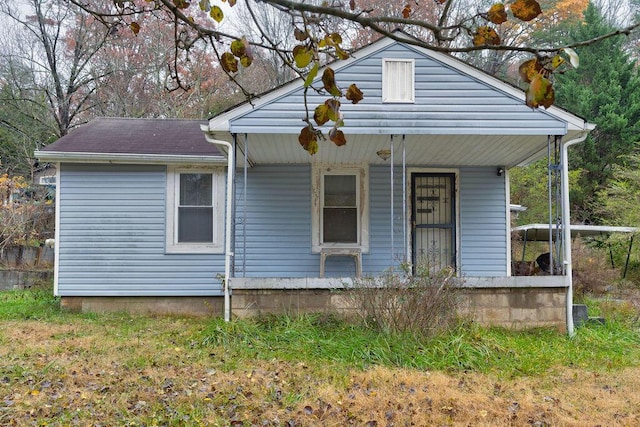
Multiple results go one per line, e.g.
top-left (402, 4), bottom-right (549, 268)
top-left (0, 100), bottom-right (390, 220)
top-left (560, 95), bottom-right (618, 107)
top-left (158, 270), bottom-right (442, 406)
top-left (411, 173), bottom-right (456, 271)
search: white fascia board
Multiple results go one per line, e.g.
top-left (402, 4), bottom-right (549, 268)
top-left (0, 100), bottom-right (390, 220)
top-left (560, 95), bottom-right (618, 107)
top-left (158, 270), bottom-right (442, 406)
top-left (207, 38), bottom-right (397, 133)
top-left (543, 111), bottom-right (595, 132)
top-left (200, 126), bottom-right (256, 168)
top-left (198, 125), bottom-right (233, 151)
top-left (34, 151), bottom-right (227, 165)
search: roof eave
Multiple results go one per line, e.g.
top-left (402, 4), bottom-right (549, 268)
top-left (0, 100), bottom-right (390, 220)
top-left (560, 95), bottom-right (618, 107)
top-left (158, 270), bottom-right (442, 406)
top-left (34, 151), bottom-right (227, 165)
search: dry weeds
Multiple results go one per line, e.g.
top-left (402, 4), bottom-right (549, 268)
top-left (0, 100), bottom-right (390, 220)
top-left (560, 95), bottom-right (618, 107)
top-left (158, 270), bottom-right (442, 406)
top-left (2, 318), bottom-right (640, 426)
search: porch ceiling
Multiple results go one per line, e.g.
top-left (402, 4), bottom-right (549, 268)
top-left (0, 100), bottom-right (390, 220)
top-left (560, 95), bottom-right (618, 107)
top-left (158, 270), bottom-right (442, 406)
top-left (223, 130), bottom-right (587, 168)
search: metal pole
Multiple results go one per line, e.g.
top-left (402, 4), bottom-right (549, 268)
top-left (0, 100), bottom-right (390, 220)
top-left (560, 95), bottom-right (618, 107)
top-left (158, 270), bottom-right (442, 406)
top-left (547, 135), bottom-right (554, 274)
top-left (555, 136), bottom-right (563, 273)
top-left (243, 133), bottom-right (248, 277)
top-left (609, 244), bottom-right (615, 269)
top-left (402, 134), bottom-right (407, 263)
top-left (390, 135), bottom-right (395, 268)
top-left (624, 235), bottom-right (634, 279)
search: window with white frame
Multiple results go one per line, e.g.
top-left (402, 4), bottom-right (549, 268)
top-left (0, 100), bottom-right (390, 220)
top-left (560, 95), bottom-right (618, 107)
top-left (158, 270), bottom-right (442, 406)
top-left (382, 58), bottom-right (415, 103)
top-left (312, 165), bottom-right (369, 252)
top-left (166, 166), bottom-right (224, 253)
top-left (323, 174), bottom-right (358, 243)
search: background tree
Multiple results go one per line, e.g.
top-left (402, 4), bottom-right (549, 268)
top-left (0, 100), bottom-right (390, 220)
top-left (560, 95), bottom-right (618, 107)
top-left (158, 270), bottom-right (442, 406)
top-left (0, 77), bottom-right (57, 177)
top-left (0, 0), bottom-right (115, 175)
top-left (511, 1), bottom-right (640, 225)
top-left (0, 0), bottom-right (115, 137)
top-left (0, 0), bottom-right (261, 175)
top-left (67, 0), bottom-right (640, 155)
top-left (510, 156), bottom-right (584, 227)
top-left (347, 0), bottom-right (442, 48)
top-left (594, 149), bottom-right (640, 278)
top-left (89, 11), bottom-right (235, 119)
top-left (231, 0), bottom-right (298, 87)
top-left (554, 2), bottom-right (640, 223)
top-left (598, 149), bottom-right (640, 227)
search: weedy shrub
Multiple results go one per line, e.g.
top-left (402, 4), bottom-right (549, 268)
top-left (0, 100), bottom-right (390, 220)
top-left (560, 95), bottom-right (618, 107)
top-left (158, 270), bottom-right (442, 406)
top-left (0, 175), bottom-right (55, 257)
top-left (572, 238), bottom-right (619, 296)
top-left (341, 264), bottom-right (461, 338)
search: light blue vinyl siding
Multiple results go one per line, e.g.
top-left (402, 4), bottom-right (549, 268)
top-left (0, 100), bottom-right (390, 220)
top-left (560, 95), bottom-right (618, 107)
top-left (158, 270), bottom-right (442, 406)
top-left (366, 165), bottom-right (406, 275)
top-left (459, 167), bottom-right (508, 276)
top-left (57, 163), bottom-right (507, 290)
top-left (234, 164), bottom-right (318, 277)
top-left (234, 164), bottom-right (407, 278)
top-left (233, 164), bottom-right (507, 278)
top-left (57, 164), bottom-right (224, 296)
top-left (230, 43), bottom-right (567, 136)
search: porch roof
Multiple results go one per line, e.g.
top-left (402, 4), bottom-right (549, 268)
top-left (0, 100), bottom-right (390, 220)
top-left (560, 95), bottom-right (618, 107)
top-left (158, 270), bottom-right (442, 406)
top-left (206, 132), bottom-right (589, 168)
top-left (512, 224), bottom-right (639, 241)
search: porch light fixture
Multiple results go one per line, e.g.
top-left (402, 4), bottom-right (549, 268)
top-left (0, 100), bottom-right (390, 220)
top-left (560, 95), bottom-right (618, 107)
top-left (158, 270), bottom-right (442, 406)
top-left (377, 149), bottom-right (391, 161)
top-left (496, 167), bottom-right (504, 176)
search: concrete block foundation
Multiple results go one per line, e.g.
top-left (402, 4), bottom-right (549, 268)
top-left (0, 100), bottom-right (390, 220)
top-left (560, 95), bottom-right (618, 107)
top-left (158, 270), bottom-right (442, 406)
top-left (60, 286), bottom-right (567, 331)
top-left (232, 286), bottom-right (567, 331)
top-left (61, 296), bottom-right (224, 317)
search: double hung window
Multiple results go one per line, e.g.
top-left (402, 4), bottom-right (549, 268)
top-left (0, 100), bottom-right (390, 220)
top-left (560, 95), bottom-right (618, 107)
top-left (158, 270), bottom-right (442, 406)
top-left (312, 165), bottom-right (369, 252)
top-left (166, 166), bottom-right (224, 253)
top-left (322, 174), bottom-right (358, 244)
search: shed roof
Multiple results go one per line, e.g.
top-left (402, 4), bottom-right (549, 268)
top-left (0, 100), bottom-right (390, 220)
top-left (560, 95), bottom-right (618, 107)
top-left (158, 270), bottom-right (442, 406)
top-left (512, 224), bottom-right (639, 241)
top-left (36, 117), bottom-right (225, 164)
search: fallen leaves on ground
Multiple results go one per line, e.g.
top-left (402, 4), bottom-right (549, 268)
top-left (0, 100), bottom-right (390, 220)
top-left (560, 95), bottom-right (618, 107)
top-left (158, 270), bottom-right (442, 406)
top-left (1, 320), bottom-right (639, 426)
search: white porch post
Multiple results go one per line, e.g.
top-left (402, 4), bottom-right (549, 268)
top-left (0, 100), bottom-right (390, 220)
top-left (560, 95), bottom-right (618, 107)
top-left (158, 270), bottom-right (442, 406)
top-left (402, 134), bottom-right (407, 263)
top-left (561, 133), bottom-right (589, 336)
top-left (390, 134), bottom-right (395, 267)
top-left (243, 133), bottom-right (248, 278)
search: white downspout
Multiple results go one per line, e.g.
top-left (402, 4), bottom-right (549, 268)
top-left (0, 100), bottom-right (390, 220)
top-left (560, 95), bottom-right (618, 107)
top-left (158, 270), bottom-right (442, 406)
top-left (561, 132), bottom-right (589, 336)
top-left (202, 129), bottom-right (235, 322)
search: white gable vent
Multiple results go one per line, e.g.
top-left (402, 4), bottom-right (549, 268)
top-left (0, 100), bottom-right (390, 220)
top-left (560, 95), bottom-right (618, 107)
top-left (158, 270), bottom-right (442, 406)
top-left (382, 58), bottom-right (415, 103)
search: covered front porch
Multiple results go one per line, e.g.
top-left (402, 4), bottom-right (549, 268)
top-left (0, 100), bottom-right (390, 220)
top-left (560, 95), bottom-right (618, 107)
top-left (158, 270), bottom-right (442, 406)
top-left (201, 35), bottom-right (594, 331)
top-left (203, 129), bottom-right (585, 330)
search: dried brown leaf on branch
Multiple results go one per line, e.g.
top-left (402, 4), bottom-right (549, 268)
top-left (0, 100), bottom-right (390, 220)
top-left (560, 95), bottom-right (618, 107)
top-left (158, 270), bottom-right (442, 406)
top-left (487, 4), bottom-right (507, 24)
top-left (299, 126), bottom-right (319, 154)
top-left (511, 0), bottom-right (542, 21)
top-left (526, 73), bottom-right (555, 108)
top-left (473, 26), bottom-right (501, 46)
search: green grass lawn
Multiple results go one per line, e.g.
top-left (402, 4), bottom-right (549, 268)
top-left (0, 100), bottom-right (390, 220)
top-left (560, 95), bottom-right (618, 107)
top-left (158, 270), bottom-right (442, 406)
top-left (3, 284), bottom-right (640, 376)
top-left (2, 284), bottom-right (640, 425)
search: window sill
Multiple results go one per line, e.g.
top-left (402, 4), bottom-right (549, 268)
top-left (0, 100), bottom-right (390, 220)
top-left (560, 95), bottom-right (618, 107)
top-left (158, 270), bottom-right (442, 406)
top-left (382, 99), bottom-right (415, 104)
top-left (166, 244), bottom-right (224, 255)
top-left (312, 243), bottom-right (368, 254)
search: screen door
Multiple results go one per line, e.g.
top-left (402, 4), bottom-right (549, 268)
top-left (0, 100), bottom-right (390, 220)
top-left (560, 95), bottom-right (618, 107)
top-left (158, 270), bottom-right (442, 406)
top-left (411, 173), bottom-right (456, 271)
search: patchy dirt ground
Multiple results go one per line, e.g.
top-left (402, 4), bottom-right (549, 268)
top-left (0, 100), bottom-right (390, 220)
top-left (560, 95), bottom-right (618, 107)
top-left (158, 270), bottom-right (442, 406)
top-left (1, 319), bottom-right (640, 426)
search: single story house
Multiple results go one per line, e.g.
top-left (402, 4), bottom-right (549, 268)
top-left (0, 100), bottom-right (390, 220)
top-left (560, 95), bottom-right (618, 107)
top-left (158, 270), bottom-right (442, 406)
top-left (36, 35), bottom-right (594, 332)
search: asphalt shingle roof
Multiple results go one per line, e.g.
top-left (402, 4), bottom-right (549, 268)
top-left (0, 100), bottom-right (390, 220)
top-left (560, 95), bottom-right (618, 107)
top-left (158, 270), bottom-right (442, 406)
top-left (41, 117), bottom-right (221, 156)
